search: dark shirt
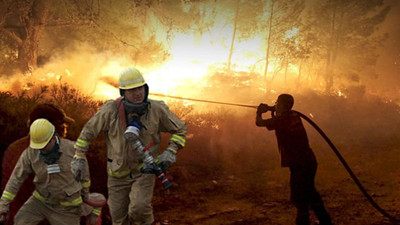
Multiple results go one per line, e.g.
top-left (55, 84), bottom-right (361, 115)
top-left (257, 111), bottom-right (316, 167)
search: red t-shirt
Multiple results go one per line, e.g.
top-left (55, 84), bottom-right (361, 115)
top-left (262, 111), bottom-right (316, 168)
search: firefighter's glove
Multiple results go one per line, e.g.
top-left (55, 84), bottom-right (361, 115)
top-left (0, 199), bottom-right (10, 222)
top-left (0, 211), bottom-right (8, 222)
top-left (257, 103), bottom-right (271, 114)
top-left (71, 151), bottom-right (87, 181)
top-left (158, 149), bottom-right (176, 171)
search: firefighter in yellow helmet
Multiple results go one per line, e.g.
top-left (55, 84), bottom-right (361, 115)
top-left (1, 103), bottom-right (76, 225)
top-left (0, 119), bottom-right (105, 225)
top-left (72, 67), bottom-right (187, 225)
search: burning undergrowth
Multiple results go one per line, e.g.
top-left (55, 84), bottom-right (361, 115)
top-left (0, 83), bottom-right (399, 224)
top-left (1, 82), bottom-right (399, 170)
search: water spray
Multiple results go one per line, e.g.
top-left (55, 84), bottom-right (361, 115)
top-left (150, 92), bottom-right (400, 224)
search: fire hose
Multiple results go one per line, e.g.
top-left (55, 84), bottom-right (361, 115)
top-left (124, 119), bottom-right (172, 190)
top-left (149, 92), bottom-right (400, 224)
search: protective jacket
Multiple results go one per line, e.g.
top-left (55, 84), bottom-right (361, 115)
top-left (1, 138), bottom-right (88, 207)
top-left (75, 98), bottom-right (187, 178)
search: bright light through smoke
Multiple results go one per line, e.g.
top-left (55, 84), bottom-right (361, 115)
top-left (92, 25), bottom-right (290, 100)
top-left (0, 7), bottom-right (311, 103)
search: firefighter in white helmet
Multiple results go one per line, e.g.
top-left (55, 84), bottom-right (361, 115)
top-left (0, 118), bottom-right (105, 225)
top-left (72, 67), bottom-right (187, 225)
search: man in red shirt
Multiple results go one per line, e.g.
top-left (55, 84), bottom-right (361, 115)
top-left (256, 94), bottom-right (333, 225)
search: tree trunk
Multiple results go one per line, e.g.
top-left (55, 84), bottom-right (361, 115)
top-left (18, 32), bottom-right (40, 74)
top-left (284, 57), bottom-right (288, 83)
top-left (227, 0), bottom-right (239, 72)
top-left (324, 4), bottom-right (337, 92)
top-left (17, 0), bottom-right (51, 74)
top-left (263, 0), bottom-right (275, 91)
top-left (296, 59), bottom-right (303, 90)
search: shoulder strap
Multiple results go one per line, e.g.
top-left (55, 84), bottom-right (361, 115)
top-left (116, 97), bottom-right (127, 129)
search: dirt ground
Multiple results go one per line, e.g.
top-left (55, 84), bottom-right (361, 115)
top-left (149, 146), bottom-right (400, 225)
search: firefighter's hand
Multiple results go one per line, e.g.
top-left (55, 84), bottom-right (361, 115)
top-left (0, 201), bottom-right (9, 222)
top-left (81, 187), bottom-right (90, 199)
top-left (0, 212), bottom-right (8, 222)
top-left (71, 151), bottom-right (86, 181)
top-left (158, 149), bottom-right (176, 171)
top-left (257, 103), bottom-right (270, 114)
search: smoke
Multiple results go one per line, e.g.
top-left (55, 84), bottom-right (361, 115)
top-left (373, 0), bottom-right (400, 103)
top-left (0, 43), bottom-right (134, 100)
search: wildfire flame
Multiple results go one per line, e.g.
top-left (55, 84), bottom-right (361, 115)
top-left (0, 7), bottom-right (346, 107)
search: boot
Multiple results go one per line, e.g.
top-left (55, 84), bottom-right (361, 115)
top-left (311, 203), bottom-right (333, 225)
top-left (296, 205), bottom-right (310, 225)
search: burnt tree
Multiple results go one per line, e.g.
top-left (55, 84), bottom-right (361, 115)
top-left (0, 0), bottom-right (52, 74)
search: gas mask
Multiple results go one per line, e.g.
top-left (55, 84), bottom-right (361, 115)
top-left (123, 99), bottom-right (149, 117)
top-left (40, 136), bottom-right (61, 174)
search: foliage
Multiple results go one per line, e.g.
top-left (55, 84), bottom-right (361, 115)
top-left (0, 0), bottom-right (393, 96)
top-left (0, 83), bottom-right (102, 154)
top-left (302, 0), bottom-right (390, 91)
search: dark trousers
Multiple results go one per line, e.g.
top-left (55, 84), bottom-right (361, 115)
top-left (290, 164), bottom-right (333, 225)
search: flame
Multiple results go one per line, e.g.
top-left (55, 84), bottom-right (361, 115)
top-left (93, 27), bottom-right (273, 100)
top-left (0, 7), bottom-right (310, 103)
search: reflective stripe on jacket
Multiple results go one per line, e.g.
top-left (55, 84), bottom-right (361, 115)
top-left (33, 190), bottom-right (83, 206)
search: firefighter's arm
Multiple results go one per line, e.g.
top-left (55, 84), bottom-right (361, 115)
top-left (72, 101), bottom-right (112, 180)
top-left (80, 158), bottom-right (91, 197)
top-left (75, 100), bottom-right (113, 153)
top-left (158, 102), bottom-right (187, 171)
top-left (0, 150), bottom-right (32, 218)
top-left (159, 101), bottom-right (187, 153)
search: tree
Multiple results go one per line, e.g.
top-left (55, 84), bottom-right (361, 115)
top-left (304, 0), bottom-right (390, 92)
top-left (0, 0), bottom-right (179, 74)
top-left (0, 0), bottom-right (106, 74)
top-left (258, 0), bottom-right (305, 90)
top-left (227, 0), bottom-right (265, 72)
top-left (227, 0), bottom-right (240, 72)
top-left (274, 30), bottom-right (311, 88)
top-left (0, 0), bottom-right (54, 74)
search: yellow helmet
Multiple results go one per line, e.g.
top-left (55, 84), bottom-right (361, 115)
top-left (29, 118), bottom-right (55, 149)
top-left (119, 67), bottom-right (146, 90)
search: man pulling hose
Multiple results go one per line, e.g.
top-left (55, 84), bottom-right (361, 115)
top-left (256, 94), bottom-right (333, 225)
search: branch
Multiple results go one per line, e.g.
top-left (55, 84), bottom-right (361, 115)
top-left (91, 20), bottom-right (138, 49)
top-left (0, 27), bottom-right (22, 45)
top-left (45, 19), bottom-right (93, 27)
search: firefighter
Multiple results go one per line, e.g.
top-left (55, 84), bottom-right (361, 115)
top-left (256, 94), bottom-right (333, 225)
top-left (0, 119), bottom-right (98, 225)
top-left (71, 67), bottom-right (187, 225)
top-left (1, 103), bottom-right (75, 224)
top-left (1, 103), bottom-right (104, 225)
